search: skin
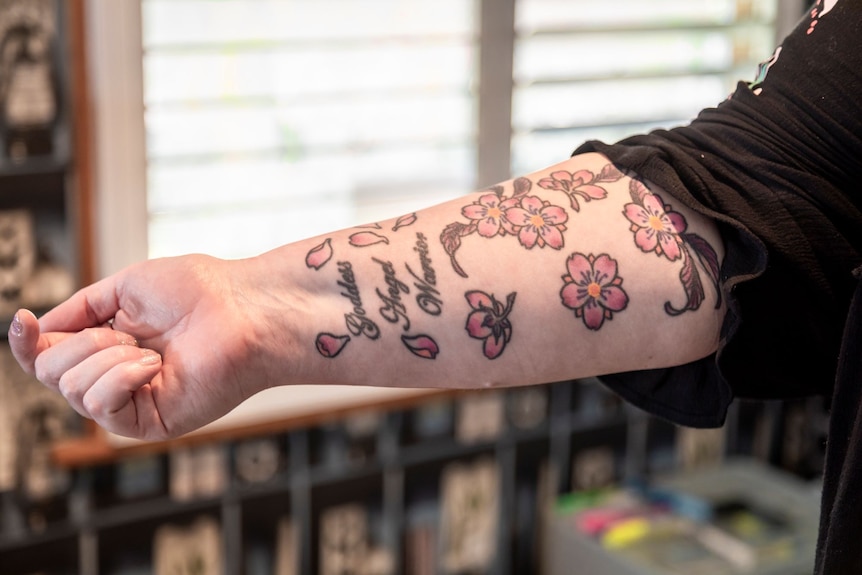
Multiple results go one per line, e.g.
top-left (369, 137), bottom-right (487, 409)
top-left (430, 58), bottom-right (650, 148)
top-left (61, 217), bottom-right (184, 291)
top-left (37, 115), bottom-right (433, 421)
top-left (8, 153), bottom-right (725, 441)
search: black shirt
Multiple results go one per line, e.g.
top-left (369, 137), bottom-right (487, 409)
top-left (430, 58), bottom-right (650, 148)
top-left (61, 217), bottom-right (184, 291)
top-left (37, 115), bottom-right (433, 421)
top-left (574, 1), bottom-right (862, 571)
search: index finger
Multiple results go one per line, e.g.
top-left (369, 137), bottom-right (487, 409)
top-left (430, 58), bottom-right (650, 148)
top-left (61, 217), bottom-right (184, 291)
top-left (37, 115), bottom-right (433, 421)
top-left (38, 274), bottom-right (123, 333)
top-left (8, 309), bottom-right (75, 375)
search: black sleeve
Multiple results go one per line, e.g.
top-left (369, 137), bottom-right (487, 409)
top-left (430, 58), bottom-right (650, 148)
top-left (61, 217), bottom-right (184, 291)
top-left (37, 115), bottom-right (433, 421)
top-left (575, 0), bottom-right (862, 427)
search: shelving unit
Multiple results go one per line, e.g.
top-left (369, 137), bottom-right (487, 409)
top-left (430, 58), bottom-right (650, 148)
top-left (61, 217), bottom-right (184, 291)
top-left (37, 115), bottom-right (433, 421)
top-left (0, 0), bottom-right (89, 297)
top-left (0, 378), bottom-right (824, 575)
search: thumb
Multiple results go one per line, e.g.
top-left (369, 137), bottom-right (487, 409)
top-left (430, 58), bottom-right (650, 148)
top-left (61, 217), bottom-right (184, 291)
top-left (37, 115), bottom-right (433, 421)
top-left (9, 309), bottom-right (42, 375)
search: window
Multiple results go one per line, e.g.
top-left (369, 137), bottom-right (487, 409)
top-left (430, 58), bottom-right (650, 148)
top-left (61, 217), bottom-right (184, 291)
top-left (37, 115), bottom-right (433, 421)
top-left (141, 0), bottom-right (478, 260)
top-left (89, 0), bottom-right (786, 272)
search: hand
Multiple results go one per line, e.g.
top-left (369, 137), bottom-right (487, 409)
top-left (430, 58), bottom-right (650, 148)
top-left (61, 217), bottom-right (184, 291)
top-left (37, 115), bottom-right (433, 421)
top-left (9, 255), bottom-right (273, 440)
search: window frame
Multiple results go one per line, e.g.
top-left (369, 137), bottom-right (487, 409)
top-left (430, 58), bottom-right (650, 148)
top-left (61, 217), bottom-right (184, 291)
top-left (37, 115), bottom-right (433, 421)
top-left (84, 0), bottom-right (800, 277)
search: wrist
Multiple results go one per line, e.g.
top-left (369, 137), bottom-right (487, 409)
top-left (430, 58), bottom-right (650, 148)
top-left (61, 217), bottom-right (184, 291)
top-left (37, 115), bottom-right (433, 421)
top-left (235, 242), bottom-right (332, 392)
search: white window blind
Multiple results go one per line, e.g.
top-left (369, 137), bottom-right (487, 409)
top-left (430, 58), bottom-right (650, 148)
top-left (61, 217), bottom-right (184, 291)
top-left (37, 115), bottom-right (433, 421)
top-left (141, 0), bottom-right (478, 260)
top-left (140, 0), bottom-right (779, 260)
top-left (511, 0), bottom-right (779, 173)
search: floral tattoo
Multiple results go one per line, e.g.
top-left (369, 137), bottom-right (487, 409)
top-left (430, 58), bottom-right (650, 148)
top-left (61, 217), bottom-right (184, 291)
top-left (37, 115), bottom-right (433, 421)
top-left (560, 253), bottom-right (629, 330)
top-left (623, 178), bottom-right (721, 315)
top-left (464, 290), bottom-right (516, 359)
top-left (441, 165), bottom-right (622, 277)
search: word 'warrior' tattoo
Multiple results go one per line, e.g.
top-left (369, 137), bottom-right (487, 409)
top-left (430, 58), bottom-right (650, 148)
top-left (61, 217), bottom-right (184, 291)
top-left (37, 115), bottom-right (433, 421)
top-left (623, 178), bottom-right (721, 315)
top-left (465, 290), bottom-right (516, 359)
top-left (560, 253), bottom-right (629, 331)
top-left (441, 164), bottom-right (622, 277)
top-left (406, 232), bottom-right (442, 316)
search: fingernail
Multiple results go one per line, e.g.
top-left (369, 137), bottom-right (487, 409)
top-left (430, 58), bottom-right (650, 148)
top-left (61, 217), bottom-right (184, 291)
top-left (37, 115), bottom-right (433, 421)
top-left (10, 313), bottom-right (23, 337)
top-left (139, 349), bottom-right (161, 365)
top-left (116, 332), bottom-right (138, 347)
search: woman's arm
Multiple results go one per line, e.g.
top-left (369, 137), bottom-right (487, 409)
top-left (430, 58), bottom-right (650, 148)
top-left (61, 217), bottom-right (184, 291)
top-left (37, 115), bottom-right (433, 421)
top-left (9, 152), bottom-right (725, 440)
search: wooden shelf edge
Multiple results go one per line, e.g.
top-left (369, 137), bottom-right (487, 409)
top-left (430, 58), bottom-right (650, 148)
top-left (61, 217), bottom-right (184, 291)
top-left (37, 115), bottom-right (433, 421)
top-left (52, 387), bottom-right (459, 469)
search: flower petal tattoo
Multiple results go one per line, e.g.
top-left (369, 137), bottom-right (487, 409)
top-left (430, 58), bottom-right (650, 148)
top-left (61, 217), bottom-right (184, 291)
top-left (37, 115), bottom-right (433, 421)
top-left (560, 253), bottom-right (629, 331)
top-left (316, 333), bottom-right (351, 358)
top-left (306, 238), bottom-right (334, 270)
top-left (402, 334), bottom-right (440, 360)
top-left (349, 231), bottom-right (390, 247)
top-left (393, 212), bottom-right (418, 232)
top-left (624, 178), bottom-right (721, 315)
top-left (465, 290), bottom-right (516, 359)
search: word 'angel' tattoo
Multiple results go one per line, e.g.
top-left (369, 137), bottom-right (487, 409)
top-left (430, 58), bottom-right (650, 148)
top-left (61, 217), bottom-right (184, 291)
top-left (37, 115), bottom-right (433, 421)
top-left (623, 178), bottom-right (720, 315)
top-left (465, 290), bottom-right (516, 359)
top-left (440, 164), bottom-right (622, 277)
top-left (560, 253), bottom-right (629, 331)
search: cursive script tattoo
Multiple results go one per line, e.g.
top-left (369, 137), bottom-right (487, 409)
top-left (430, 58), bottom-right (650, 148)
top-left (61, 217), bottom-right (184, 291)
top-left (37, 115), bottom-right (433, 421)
top-left (372, 257), bottom-right (411, 330)
top-left (337, 261), bottom-right (381, 339)
top-left (406, 232), bottom-right (442, 316)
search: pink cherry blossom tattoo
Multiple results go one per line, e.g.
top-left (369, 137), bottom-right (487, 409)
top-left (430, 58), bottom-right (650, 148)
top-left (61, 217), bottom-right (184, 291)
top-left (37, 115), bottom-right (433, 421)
top-left (537, 164), bottom-right (622, 211)
top-left (624, 178), bottom-right (721, 315)
top-left (441, 164), bottom-right (622, 277)
top-left (504, 195), bottom-right (568, 249)
top-left (465, 290), bottom-right (516, 359)
top-left (560, 253), bottom-right (629, 331)
top-left (624, 188), bottom-right (686, 261)
top-left (461, 192), bottom-right (520, 238)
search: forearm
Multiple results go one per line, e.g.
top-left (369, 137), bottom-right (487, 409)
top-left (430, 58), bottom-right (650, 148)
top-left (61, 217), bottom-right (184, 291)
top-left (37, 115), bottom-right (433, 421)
top-left (249, 152), bottom-right (726, 391)
top-left (10, 151), bottom-right (726, 440)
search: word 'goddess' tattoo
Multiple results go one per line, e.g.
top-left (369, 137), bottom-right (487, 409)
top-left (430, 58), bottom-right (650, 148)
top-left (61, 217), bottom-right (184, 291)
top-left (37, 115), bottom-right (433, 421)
top-left (337, 261), bottom-right (381, 339)
top-left (560, 253), bottom-right (629, 331)
top-left (623, 178), bottom-right (721, 315)
top-left (441, 164), bottom-right (622, 277)
top-left (407, 232), bottom-right (442, 316)
top-left (465, 290), bottom-right (516, 359)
